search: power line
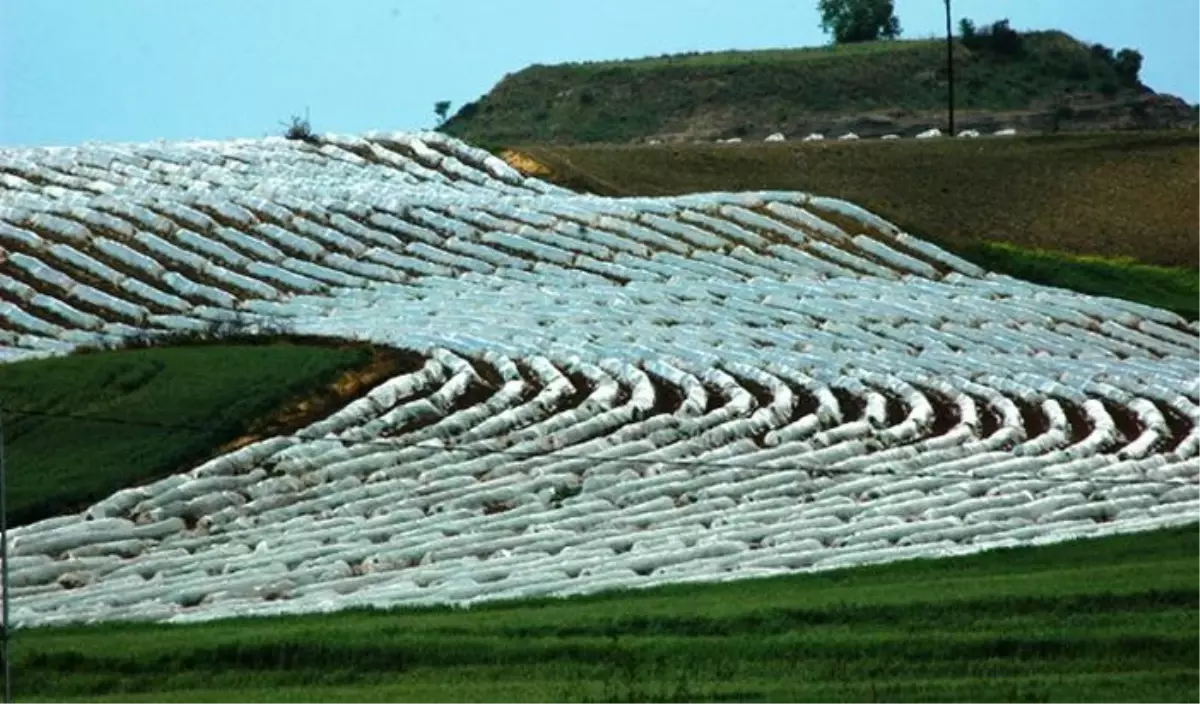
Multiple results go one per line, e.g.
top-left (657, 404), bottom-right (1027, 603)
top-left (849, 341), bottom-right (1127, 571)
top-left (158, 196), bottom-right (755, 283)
top-left (1, 404), bottom-right (11, 704)
top-left (945, 0), bottom-right (956, 137)
top-left (4, 406), bottom-right (1197, 488)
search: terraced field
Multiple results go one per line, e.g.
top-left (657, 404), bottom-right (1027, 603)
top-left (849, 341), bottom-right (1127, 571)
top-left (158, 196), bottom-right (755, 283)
top-left (0, 131), bottom-right (1196, 630)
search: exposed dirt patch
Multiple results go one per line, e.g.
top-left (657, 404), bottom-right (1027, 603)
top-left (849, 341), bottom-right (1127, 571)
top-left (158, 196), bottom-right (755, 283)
top-left (976, 398), bottom-right (1001, 438)
top-left (217, 345), bottom-right (425, 453)
top-left (1102, 400), bottom-right (1143, 445)
top-left (610, 376), bottom-right (632, 407)
top-left (511, 359), bottom-right (543, 403)
top-left (916, 386), bottom-right (960, 436)
top-left (729, 372), bottom-right (776, 413)
top-left (500, 150), bottom-right (555, 179)
top-left (830, 388), bottom-right (864, 422)
top-left (1058, 397), bottom-right (1091, 443)
top-left (703, 380), bottom-right (730, 415)
top-left (562, 369), bottom-right (595, 410)
top-left (642, 369), bottom-right (684, 416)
top-left (789, 386), bottom-right (820, 421)
top-left (1161, 404), bottom-right (1193, 450)
top-left (883, 393), bottom-right (908, 426)
top-left (453, 377), bottom-right (503, 417)
top-left (1017, 399), bottom-right (1050, 439)
top-left (466, 354), bottom-right (505, 390)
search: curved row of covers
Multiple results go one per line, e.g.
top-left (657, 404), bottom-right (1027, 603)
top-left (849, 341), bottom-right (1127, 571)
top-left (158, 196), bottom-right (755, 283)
top-left (0, 130), bottom-right (1195, 627)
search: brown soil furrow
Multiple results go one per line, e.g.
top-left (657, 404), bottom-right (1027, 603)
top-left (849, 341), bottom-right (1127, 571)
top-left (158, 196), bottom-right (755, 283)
top-left (216, 346), bottom-right (424, 455)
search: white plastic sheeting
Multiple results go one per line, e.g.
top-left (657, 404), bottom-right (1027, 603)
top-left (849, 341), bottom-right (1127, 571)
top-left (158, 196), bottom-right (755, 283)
top-left (1, 130), bottom-right (1197, 629)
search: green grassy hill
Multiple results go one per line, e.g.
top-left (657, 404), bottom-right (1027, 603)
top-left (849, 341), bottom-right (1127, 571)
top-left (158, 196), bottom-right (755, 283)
top-left (21, 525), bottom-right (1199, 702)
top-left (0, 339), bottom-right (416, 526)
top-left (442, 30), bottom-right (1196, 145)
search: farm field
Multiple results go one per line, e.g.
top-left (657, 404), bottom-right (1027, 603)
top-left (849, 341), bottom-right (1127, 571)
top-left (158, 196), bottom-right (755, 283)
top-left (0, 340), bottom-right (410, 526)
top-left (0, 128), bottom-right (1196, 662)
top-left (17, 525), bottom-right (1199, 703)
top-left (508, 131), bottom-right (1200, 270)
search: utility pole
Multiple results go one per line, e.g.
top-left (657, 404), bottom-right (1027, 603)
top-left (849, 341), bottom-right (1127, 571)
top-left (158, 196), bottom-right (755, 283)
top-left (944, 0), bottom-right (956, 136)
top-left (1, 404), bottom-right (10, 704)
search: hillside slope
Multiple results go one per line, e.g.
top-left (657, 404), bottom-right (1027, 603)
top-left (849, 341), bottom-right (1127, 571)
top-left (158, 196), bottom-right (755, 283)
top-left (508, 131), bottom-right (1200, 273)
top-left (442, 31), bottom-right (1197, 145)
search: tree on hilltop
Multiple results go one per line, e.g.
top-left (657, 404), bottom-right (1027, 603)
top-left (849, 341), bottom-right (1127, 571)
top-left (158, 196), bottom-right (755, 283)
top-left (818, 0), bottom-right (901, 44)
top-left (434, 100), bottom-right (452, 126)
top-left (1114, 48), bottom-right (1143, 85)
top-left (958, 18), bottom-right (976, 40)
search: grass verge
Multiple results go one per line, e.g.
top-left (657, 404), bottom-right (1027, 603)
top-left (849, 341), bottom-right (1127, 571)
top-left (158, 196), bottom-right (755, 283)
top-left (946, 241), bottom-right (1200, 320)
top-left (0, 339), bottom-right (418, 526)
top-left (16, 525), bottom-right (1199, 702)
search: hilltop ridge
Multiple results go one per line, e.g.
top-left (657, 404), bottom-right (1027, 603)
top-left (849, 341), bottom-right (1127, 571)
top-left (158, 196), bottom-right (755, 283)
top-left (442, 30), bottom-right (1197, 145)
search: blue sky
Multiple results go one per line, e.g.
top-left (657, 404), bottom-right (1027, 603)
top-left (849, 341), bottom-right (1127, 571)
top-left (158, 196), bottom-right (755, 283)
top-left (1, 0), bottom-right (1196, 147)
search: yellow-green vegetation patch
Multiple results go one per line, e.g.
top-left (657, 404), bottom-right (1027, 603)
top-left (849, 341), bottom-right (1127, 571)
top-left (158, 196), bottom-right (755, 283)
top-left (18, 526), bottom-right (1199, 702)
top-left (948, 241), bottom-right (1199, 320)
top-left (0, 340), bottom-right (417, 526)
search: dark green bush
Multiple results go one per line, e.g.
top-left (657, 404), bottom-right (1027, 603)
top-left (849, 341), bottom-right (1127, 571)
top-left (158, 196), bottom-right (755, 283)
top-left (1114, 48), bottom-right (1143, 85)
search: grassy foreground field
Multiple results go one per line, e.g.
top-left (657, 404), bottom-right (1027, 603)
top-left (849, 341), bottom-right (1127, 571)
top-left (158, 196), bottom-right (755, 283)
top-left (0, 339), bottom-right (415, 526)
top-left (17, 525), bottom-right (1198, 703)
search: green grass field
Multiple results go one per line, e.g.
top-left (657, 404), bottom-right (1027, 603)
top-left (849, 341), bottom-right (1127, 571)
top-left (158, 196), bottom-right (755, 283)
top-left (950, 242), bottom-right (1200, 320)
top-left (16, 525), bottom-right (1198, 703)
top-left (0, 340), bottom-right (407, 526)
